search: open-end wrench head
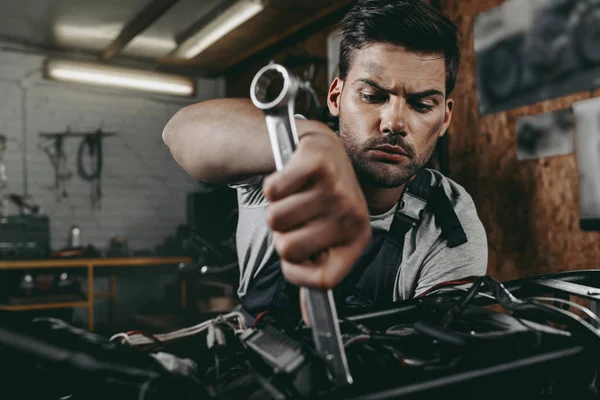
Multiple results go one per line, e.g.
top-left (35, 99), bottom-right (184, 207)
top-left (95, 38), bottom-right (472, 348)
top-left (250, 63), bottom-right (298, 110)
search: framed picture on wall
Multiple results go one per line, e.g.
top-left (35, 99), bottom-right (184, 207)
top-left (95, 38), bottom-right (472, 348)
top-left (515, 108), bottom-right (574, 161)
top-left (572, 97), bottom-right (600, 230)
top-left (475, 0), bottom-right (600, 116)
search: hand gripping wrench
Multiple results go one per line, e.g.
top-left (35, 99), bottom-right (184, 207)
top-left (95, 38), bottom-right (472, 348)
top-left (250, 63), bottom-right (353, 386)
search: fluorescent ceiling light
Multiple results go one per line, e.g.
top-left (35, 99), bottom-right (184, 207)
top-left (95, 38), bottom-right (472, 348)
top-left (45, 59), bottom-right (195, 97)
top-left (54, 24), bottom-right (177, 58)
top-left (174, 0), bottom-right (265, 59)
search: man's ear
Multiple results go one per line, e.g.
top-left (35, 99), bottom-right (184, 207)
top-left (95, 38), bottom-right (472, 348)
top-left (440, 97), bottom-right (454, 138)
top-left (327, 77), bottom-right (343, 117)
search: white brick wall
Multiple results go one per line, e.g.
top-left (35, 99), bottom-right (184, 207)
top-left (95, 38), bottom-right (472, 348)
top-left (0, 51), bottom-right (225, 252)
top-left (0, 51), bottom-right (225, 330)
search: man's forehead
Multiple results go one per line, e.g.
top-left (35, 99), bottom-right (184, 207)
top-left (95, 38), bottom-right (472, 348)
top-left (360, 59), bottom-right (444, 82)
top-left (351, 46), bottom-right (446, 90)
top-left (362, 60), bottom-right (386, 76)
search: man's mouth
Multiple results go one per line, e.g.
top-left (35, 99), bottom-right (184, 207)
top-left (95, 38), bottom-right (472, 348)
top-left (369, 144), bottom-right (409, 162)
top-left (372, 144), bottom-right (409, 156)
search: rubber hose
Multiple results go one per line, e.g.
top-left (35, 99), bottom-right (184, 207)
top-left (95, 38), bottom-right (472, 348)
top-left (77, 135), bottom-right (103, 181)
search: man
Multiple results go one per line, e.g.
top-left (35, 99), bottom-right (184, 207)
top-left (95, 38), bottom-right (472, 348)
top-left (163, 0), bottom-right (487, 322)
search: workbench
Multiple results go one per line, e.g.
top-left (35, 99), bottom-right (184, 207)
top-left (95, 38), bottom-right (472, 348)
top-left (0, 256), bottom-right (192, 331)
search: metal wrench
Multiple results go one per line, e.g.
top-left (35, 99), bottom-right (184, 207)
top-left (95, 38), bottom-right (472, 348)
top-left (250, 63), bottom-right (353, 386)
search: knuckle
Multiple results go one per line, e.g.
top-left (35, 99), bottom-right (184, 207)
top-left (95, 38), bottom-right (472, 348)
top-left (338, 192), bottom-right (353, 212)
top-left (281, 262), bottom-right (305, 286)
top-left (320, 275), bottom-right (335, 289)
top-left (311, 154), bottom-right (329, 175)
top-left (320, 265), bottom-right (341, 289)
top-left (262, 172), bottom-right (283, 200)
top-left (331, 187), bottom-right (353, 214)
top-left (340, 208), bottom-right (371, 241)
top-left (262, 180), bottom-right (275, 200)
top-left (265, 207), bottom-right (278, 229)
top-left (280, 261), bottom-right (294, 281)
top-left (319, 158), bottom-right (336, 182)
top-left (275, 236), bottom-right (294, 260)
top-left (326, 180), bottom-right (342, 200)
top-left (305, 150), bottom-right (334, 180)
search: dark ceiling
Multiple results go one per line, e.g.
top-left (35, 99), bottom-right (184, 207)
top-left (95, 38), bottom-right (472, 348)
top-left (0, 0), bottom-right (352, 77)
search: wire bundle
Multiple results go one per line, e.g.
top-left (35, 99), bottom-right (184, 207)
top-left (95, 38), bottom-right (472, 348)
top-left (109, 311), bottom-right (247, 349)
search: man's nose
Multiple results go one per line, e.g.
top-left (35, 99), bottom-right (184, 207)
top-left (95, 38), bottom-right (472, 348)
top-left (380, 98), bottom-right (407, 136)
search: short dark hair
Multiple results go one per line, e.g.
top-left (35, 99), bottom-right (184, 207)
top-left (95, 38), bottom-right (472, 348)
top-left (339, 0), bottom-right (461, 96)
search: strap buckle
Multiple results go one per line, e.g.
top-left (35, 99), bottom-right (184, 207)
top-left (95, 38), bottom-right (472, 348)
top-left (398, 192), bottom-right (427, 222)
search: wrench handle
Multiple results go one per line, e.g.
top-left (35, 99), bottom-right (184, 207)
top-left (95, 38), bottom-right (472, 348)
top-left (264, 105), bottom-right (298, 171)
top-left (251, 63), bottom-right (353, 387)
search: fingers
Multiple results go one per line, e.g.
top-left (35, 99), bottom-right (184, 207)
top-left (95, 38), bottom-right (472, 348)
top-left (263, 165), bottom-right (312, 203)
top-left (266, 186), bottom-right (325, 232)
top-left (280, 226), bottom-right (371, 289)
top-left (263, 140), bottom-right (332, 202)
top-left (260, 129), bottom-right (372, 290)
top-left (273, 215), bottom-right (358, 264)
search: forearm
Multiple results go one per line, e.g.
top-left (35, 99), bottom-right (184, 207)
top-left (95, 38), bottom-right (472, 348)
top-left (163, 98), bottom-right (333, 185)
top-left (163, 98), bottom-right (275, 184)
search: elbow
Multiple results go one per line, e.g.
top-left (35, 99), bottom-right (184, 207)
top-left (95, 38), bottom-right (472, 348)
top-left (161, 104), bottom-right (222, 184)
top-left (162, 105), bottom-right (199, 175)
top-left (162, 105), bottom-right (189, 149)
top-left (162, 104), bottom-right (199, 164)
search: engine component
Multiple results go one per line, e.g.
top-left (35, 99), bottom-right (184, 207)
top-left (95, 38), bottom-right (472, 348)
top-left (3, 271), bottom-right (600, 399)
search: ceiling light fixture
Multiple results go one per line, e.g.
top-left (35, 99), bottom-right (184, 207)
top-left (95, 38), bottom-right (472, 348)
top-left (53, 25), bottom-right (177, 57)
top-left (173, 0), bottom-right (265, 59)
top-left (44, 59), bottom-right (195, 97)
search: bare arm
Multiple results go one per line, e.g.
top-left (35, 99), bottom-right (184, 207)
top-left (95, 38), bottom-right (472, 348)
top-left (162, 98), bottom-right (330, 185)
top-left (164, 97), bottom-right (371, 291)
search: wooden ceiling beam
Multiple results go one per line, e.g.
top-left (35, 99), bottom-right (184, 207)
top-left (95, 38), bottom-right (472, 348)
top-left (222, 1), bottom-right (352, 76)
top-left (218, 0), bottom-right (353, 72)
top-left (100, 0), bottom-right (181, 61)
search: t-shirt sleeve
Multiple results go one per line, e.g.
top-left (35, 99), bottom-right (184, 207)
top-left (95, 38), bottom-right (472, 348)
top-left (413, 192), bottom-right (488, 297)
top-left (229, 176), bottom-right (268, 208)
top-left (230, 175), bottom-right (275, 299)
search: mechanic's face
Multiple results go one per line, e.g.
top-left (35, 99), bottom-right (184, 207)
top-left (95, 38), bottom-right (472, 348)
top-left (327, 43), bottom-right (454, 188)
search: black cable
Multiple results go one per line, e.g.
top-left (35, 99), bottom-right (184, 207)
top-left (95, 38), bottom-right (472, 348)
top-left (77, 132), bottom-right (103, 181)
top-left (422, 275), bottom-right (600, 354)
top-left (215, 354), bottom-right (221, 379)
top-left (412, 321), bottom-right (466, 347)
top-left (440, 276), bottom-right (485, 328)
top-left (77, 131), bottom-right (104, 207)
top-left (470, 276), bottom-right (600, 346)
top-left (137, 379), bottom-right (152, 400)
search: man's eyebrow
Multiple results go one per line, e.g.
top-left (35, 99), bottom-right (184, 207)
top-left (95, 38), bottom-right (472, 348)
top-left (356, 78), bottom-right (393, 93)
top-left (407, 89), bottom-right (444, 99)
top-left (355, 79), bottom-right (444, 99)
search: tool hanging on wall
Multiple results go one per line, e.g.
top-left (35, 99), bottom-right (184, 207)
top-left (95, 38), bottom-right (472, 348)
top-left (38, 129), bottom-right (116, 208)
top-left (39, 131), bottom-right (72, 201)
top-left (0, 134), bottom-right (7, 217)
top-left (77, 129), bottom-right (110, 209)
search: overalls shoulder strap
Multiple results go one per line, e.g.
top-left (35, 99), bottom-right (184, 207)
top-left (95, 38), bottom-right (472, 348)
top-left (397, 169), bottom-right (468, 248)
top-left (241, 169), bottom-right (468, 325)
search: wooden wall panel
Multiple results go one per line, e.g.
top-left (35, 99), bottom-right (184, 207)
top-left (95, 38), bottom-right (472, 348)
top-left (440, 0), bottom-right (600, 281)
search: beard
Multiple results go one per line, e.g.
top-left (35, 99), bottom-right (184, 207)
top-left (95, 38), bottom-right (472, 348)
top-left (338, 112), bottom-right (436, 188)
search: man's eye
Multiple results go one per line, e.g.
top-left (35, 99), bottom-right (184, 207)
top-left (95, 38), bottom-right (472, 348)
top-left (360, 93), bottom-right (385, 103)
top-left (412, 102), bottom-right (434, 113)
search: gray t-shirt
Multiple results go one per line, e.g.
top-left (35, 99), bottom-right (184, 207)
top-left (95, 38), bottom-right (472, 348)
top-left (232, 168), bottom-right (488, 301)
